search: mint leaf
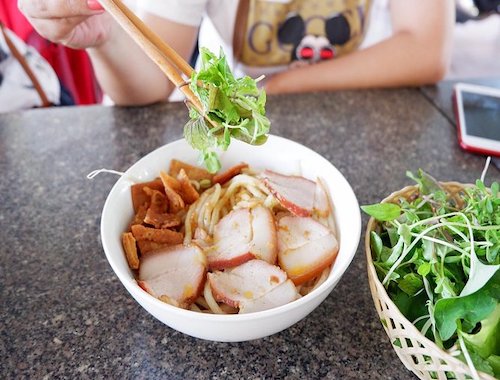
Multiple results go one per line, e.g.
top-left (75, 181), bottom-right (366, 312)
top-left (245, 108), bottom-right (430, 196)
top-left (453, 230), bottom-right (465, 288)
top-left (185, 48), bottom-right (270, 172)
top-left (361, 203), bottom-right (401, 221)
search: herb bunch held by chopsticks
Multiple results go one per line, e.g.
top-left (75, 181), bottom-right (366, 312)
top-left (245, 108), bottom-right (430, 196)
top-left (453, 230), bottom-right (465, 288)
top-left (362, 170), bottom-right (500, 378)
top-left (183, 48), bottom-right (270, 173)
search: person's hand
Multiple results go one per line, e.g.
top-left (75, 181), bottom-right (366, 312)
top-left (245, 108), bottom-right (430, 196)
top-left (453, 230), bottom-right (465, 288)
top-left (18, 0), bottom-right (112, 49)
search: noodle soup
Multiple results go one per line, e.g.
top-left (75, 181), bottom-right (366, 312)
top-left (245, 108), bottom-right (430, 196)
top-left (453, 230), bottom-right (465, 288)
top-left (101, 136), bottom-right (360, 341)
top-left (122, 161), bottom-right (339, 314)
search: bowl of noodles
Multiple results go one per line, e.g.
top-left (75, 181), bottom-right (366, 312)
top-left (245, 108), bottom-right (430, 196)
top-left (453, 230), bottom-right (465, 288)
top-left (100, 135), bottom-right (361, 342)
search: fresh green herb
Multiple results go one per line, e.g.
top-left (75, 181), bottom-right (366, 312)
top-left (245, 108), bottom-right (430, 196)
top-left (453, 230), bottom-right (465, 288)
top-left (361, 203), bottom-right (401, 221)
top-left (363, 170), bottom-right (500, 378)
top-left (183, 48), bottom-right (270, 173)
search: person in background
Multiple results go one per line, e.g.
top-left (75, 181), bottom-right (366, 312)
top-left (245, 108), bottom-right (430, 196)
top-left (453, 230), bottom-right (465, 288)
top-left (18, 0), bottom-right (454, 106)
top-left (0, 22), bottom-right (61, 112)
top-left (0, 2), bottom-right (101, 109)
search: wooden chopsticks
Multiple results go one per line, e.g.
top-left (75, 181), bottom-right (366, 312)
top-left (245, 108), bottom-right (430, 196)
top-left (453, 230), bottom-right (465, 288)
top-left (98, 0), bottom-right (203, 113)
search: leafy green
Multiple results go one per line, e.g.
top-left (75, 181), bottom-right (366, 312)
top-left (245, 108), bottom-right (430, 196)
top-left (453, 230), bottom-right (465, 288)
top-left (487, 355), bottom-right (500, 378)
top-left (361, 203), bottom-right (401, 221)
top-left (434, 271), bottom-right (499, 340)
top-left (462, 304), bottom-right (500, 359)
top-left (183, 48), bottom-right (270, 172)
top-left (362, 170), bottom-right (500, 377)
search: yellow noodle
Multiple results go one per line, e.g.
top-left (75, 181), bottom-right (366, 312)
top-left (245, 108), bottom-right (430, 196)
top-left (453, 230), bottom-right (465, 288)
top-left (177, 170), bottom-right (338, 314)
top-left (190, 179), bottom-right (201, 191)
top-left (203, 281), bottom-right (225, 314)
top-left (184, 185), bottom-right (217, 244)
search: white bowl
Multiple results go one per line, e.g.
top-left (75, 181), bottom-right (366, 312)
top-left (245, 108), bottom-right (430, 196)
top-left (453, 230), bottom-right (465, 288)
top-left (100, 135), bottom-right (361, 342)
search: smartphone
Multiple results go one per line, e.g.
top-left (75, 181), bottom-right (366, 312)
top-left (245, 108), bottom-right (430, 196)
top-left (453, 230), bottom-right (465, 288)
top-left (453, 82), bottom-right (500, 157)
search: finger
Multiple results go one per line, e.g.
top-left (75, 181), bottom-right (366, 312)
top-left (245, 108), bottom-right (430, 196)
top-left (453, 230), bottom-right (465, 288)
top-left (28, 15), bottom-right (89, 44)
top-left (18, 0), bottom-right (103, 19)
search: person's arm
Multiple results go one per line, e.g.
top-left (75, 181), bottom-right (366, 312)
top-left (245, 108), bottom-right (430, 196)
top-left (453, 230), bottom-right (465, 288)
top-left (264, 0), bottom-right (455, 94)
top-left (88, 13), bottom-right (198, 105)
top-left (19, 0), bottom-right (199, 105)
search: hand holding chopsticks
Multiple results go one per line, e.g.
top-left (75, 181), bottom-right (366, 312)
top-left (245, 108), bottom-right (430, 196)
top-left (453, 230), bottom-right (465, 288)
top-left (98, 0), bottom-right (204, 114)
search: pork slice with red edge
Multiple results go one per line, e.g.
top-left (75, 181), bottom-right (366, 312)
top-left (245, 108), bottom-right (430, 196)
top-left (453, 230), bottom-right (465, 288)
top-left (278, 216), bottom-right (339, 285)
top-left (239, 279), bottom-right (300, 314)
top-left (207, 205), bottom-right (278, 269)
top-left (262, 170), bottom-right (316, 217)
top-left (206, 208), bottom-right (255, 270)
top-left (249, 205), bottom-right (278, 264)
top-left (207, 259), bottom-right (288, 309)
top-left (313, 179), bottom-right (332, 218)
top-left (138, 244), bottom-right (207, 308)
top-left (277, 215), bottom-right (331, 252)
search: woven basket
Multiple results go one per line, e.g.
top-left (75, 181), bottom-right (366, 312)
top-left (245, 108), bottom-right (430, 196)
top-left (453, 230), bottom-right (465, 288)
top-left (365, 182), bottom-right (496, 380)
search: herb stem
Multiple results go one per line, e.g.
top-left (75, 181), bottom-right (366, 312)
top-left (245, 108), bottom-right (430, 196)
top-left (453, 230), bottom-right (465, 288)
top-left (458, 331), bottom-right (480, 380)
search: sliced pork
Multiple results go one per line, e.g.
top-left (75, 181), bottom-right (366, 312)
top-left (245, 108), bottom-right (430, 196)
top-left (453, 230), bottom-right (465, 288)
top-left (262, 170), bottom-right (316, 217)
top-left (138, 244), bottom-right (207, 308)
top-left (313, 179), bottom-right (332, 218)
top-left (249, 206), bottom-right (278, 264)
top-left (278, 216), bottom-right (338, 285)
top-left (206, 205), bottom-right (278, 269)
top-left (206, 208), bottom-right (254, 270)
top-left (239, 279), bottom-right (300, 314)
top-left (208, 259), bottom-right (289, 309)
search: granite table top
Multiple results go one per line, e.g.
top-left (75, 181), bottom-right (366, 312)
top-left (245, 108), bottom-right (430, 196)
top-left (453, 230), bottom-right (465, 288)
top-left (1, 86), bottom-right (497, 379)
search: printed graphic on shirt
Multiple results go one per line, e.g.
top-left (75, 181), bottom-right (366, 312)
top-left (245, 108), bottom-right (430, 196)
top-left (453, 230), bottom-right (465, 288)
top-left (234, 0), bottom-right (372, 67)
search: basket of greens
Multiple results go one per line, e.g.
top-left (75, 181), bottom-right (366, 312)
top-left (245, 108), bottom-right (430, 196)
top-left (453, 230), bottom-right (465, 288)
top-left (363, 170), bottom-right (499, 380)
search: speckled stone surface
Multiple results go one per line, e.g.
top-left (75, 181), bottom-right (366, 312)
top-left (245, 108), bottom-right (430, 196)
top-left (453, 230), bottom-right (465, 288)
top-left (420, 78), bottom-right (500, 123)
top-left (1, 88), bottom-right (496, 379)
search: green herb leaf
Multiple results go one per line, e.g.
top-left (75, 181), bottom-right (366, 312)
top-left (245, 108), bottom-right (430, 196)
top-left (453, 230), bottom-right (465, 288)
top-left (371, 170), bottom-right (500, 375)
top-left (370, 231), bottom-right (383, 258)
top-left (434, 270), bottom-right (499, 341)
top-left (185, 47), bottom-right (270, 172)
top-left (361, 203), bottom-right (401, 221)
top-left (487, 355), bottom-right (500, 378)
top-left (462, 304), bottom-right (500, 359)
top-left (418, 262), bottom-right (431, 277)
top-left (406, 169), bottom-right (443, 195)
top-left (398, 273), bottom-right (424, 296)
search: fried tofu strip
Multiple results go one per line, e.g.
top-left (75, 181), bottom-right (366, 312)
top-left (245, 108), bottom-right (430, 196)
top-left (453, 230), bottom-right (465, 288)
top-left (144, 209), bottom-right (182, 229)
top-left (130, 178), bottom-right (164, 212)
top-left (157, 171), bottom-right (181, 192)
top-left (131, 224), bottom-right (183, 245)
top-left (160, 171), bottom-right (185, 213)
top-left (129, 204), bottom-right (148, 228)
top-left (143, 188), bottom-right (169, 214)
top-left (213, 163), bottom-right (249, 185)
top-left (122, 232), bottom-right (139, 269)
top-left (137, 240), bottom-right (173, 255)
top-left (177, 168), bottom-right (200, 204)
top-left (169, 159), bottom-right (213, 182)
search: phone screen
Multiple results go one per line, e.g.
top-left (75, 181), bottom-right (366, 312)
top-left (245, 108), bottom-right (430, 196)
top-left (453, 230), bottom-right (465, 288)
top-left (462, 91), bottom-right (500, 140)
